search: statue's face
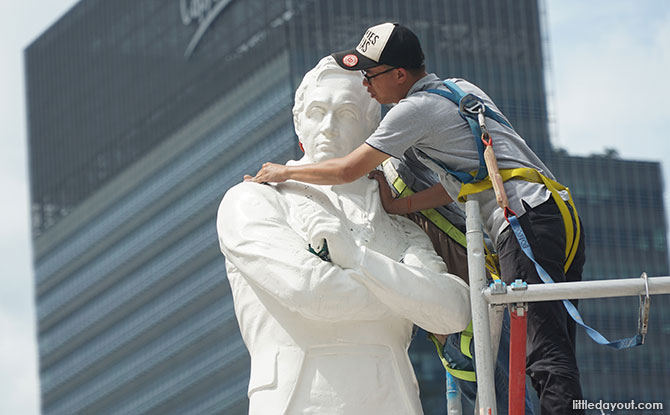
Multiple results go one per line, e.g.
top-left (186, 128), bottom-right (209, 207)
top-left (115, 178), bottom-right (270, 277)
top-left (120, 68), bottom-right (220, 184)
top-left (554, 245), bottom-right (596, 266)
top-left (299, 75), bottom-right (372, 163)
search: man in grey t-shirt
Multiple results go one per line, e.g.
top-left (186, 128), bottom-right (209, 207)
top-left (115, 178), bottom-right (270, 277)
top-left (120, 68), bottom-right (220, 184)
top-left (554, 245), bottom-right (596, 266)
top-left (247, 22), bottom-right (585, 415)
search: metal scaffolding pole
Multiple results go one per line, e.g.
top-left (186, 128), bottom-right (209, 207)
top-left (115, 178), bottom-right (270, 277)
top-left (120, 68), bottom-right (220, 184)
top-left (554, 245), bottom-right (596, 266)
top-left (464, 200), bottom-right (670, 415)
top-left (483, 276), bottom-right (670, 304)
top-left (465, 200), bottom-right (497, 415)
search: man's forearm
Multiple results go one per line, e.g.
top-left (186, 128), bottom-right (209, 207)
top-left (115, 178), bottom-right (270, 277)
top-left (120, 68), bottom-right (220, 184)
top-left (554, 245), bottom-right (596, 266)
top-left (286, 158), bottom-right (352, 185)
top-left (386, 182), bottom-right (454, 215)
top-left (406, 183), bottom-right (454, 212)
top-left (247, 143), bottom-right (389, 184)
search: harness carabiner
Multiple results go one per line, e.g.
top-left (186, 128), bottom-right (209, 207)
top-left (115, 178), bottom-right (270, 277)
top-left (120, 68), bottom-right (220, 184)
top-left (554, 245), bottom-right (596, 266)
top-left (503, 206), bottom-right (516, 222)
top-left (481, 133), bottom-right (492, 147)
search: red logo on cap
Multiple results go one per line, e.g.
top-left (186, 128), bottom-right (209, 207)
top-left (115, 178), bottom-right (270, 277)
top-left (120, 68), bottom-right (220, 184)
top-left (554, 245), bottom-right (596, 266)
top-left (342, 54), bottom-right (358, 67)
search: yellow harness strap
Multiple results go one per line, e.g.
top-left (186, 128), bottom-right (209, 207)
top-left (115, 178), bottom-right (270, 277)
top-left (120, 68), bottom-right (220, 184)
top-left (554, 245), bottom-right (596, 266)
top-left (390, 175), bottom-right (468, 248)
top-left (484, 243), bottom-right (501, 279)
top-left (429, 333), bottom-right (477, 382)
top-left (458, 168), bottom-right (581, 272)
top-left (459, 322), bottom-right (474, 359)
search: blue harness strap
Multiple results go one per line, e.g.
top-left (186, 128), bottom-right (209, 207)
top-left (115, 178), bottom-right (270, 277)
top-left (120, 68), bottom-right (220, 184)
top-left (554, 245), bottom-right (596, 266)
top-left (506, 214), bottom-right (643, 349)
top-left (427, 79), bottom-right (642, 350)
top-left (425, 80), bottom-right (512, 184)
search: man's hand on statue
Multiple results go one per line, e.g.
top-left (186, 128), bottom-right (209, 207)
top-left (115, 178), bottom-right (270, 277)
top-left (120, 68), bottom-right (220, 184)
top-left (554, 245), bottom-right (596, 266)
top-left (244, 162), bottom-right (289, 183)
top-left (304, 213), bottom-right (363, 270)
top-left (432, 333), bottom-right (447, 345)
top-left (368, 170), bottom-right (405, 215)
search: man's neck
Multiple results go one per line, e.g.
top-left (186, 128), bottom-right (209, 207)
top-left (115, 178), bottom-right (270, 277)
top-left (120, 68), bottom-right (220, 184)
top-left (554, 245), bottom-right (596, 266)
top-left (399, 71), bottom-right (428, 101)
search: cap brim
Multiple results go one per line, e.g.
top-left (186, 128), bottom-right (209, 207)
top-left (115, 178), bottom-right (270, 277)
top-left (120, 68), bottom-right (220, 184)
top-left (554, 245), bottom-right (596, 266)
top-left (331, 49), bottom-right (379, 71)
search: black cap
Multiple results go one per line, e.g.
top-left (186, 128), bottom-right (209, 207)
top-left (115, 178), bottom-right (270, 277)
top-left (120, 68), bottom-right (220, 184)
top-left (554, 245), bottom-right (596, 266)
top-left (332, 22), bottom-right (424, 71)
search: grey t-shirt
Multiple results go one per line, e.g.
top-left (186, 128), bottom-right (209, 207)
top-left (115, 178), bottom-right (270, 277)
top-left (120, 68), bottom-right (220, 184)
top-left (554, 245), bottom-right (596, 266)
top-left (366, 74), bottom-right (559, 244)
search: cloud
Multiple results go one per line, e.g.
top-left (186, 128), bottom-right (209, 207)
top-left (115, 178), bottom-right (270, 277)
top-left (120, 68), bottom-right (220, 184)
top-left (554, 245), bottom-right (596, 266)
top-left (0, 2), bottom-right (80, 415)
top-left (0, 312), bottom-right (40, 415)
top-left (548, 2), bottom-right (670, 160)
top-left (546, 0), bottom-right (670, 265)
top-left (0, 163), bottom-right (38, 415)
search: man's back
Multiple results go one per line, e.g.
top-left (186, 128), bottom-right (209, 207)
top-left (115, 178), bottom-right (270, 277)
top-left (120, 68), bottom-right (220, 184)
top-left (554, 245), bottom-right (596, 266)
top-left (366, 74), bottom-right (557, 243)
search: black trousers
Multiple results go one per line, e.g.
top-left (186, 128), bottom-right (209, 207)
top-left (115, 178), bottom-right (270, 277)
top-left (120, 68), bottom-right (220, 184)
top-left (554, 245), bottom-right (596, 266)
top-left (496, 197), bottom-right (586, 415)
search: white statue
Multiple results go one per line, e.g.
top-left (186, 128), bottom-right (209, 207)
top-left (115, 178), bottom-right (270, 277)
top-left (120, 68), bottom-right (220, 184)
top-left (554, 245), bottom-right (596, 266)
top-left (217, 56), bottom-right (470, 415)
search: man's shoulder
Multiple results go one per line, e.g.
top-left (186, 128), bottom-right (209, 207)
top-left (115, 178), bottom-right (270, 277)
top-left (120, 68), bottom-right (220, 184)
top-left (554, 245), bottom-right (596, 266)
top-left (401, 76), bottom-right (474, 108)
top-left (390, 88), bottom-right (448, 117)
top-left (391, 87), bottom-right (455, 120)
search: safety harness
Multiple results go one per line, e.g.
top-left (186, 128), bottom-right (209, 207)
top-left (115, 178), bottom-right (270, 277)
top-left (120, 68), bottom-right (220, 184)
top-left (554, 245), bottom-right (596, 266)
top-left (429, 322), bottom-right (477, 382)
top-left (389, 80), bottom-right (645, 381)
top-left (427, 80), bottom-right (645, 350)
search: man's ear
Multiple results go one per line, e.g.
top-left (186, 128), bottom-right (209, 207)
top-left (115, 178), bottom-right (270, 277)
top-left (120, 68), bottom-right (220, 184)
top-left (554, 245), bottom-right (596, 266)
top-left (395, 68), bottom-right (409, 84)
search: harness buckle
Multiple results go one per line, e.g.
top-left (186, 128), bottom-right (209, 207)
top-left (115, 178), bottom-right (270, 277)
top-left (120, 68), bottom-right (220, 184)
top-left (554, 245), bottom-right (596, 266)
top-left (458, 93), bottom-right (484, 116)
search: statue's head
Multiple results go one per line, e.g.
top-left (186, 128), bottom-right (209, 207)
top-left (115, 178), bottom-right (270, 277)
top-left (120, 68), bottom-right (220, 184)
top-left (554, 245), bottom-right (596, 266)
top-left (293, 56), bottom-right (381, 163)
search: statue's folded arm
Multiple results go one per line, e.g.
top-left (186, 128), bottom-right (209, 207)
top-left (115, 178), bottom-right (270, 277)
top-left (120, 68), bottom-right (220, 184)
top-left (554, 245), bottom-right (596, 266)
top-left (353, 245), bottom-right (471, 335)
top-left (217, 182), bottom-right (388, 322)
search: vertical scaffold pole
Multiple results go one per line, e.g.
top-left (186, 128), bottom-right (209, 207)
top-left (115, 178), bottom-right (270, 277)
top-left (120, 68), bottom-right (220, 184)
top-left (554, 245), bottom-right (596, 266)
top-left (465, 200), bottom-right (497, 415)
top-left (446, 372), bottom-right (463, 415)
top-left (508, 298), bottom-right (528, 415)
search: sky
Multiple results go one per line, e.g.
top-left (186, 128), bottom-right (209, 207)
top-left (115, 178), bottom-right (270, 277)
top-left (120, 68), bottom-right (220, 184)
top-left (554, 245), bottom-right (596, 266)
top-left (1, 1), bottom-right (668, 414)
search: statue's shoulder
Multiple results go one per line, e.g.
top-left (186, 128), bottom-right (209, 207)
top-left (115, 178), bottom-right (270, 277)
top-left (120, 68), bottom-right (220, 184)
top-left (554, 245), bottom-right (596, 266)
top-left (224, 180), bottom-right (279, 198)
top-left (220, 181), bottom-right (284, 212)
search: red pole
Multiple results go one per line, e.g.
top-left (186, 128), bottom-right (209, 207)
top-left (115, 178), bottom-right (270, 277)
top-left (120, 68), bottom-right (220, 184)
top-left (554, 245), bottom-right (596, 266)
top-left (509, 304), bottom-right (527, 415)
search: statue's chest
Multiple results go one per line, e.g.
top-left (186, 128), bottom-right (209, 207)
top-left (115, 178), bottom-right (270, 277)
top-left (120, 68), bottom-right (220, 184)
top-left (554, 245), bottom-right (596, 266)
top-left (280, 184), bottom-right (407, 260)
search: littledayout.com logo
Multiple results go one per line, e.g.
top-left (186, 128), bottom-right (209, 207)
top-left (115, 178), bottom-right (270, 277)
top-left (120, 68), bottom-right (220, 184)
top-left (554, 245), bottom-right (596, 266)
top-left (573, 399), bottom-right (663, 412)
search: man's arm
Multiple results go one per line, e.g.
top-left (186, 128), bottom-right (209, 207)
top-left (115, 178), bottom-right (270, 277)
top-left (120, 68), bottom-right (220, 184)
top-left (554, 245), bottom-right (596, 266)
top-left (244, 143), bottom-right (389, 185)
top-left (217, 182), bottom-right (388, 321)
top-left (368, 172), bottom-right (454, 214)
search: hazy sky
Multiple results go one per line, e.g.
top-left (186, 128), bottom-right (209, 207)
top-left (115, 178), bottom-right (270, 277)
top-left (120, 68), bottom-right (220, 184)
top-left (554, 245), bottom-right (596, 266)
top-left (1, 1), bottom-right (668, 414)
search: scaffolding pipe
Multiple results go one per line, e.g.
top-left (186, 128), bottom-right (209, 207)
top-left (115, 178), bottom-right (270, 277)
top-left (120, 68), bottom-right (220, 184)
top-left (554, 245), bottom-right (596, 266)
top-left (483, 276), bottom-right (670, 304)
top-left (488, 305), bottom-right (505, 369)
top-left (466, 200), bottom-right (497, 415)
top-left (446, 372), bottom-right (463, 415)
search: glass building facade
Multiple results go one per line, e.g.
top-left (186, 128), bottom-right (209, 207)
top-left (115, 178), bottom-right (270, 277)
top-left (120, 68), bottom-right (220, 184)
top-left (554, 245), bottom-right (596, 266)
top-left (25, 0), bottom-right (668, 414)
top-left (548, 152), bottom-right (670, 406)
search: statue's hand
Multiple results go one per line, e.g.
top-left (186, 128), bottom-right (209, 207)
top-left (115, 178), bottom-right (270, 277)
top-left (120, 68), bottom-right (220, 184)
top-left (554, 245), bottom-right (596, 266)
top-left (368, 170), bottom-right (403, 214)
top-left (305, 213), bottom-right (363, 270)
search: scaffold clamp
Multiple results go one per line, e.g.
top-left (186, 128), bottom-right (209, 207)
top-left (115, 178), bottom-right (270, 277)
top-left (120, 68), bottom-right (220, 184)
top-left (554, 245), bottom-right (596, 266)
top-left (638, 272), bottom-right (651, 344)
top-left (490, 279), bottom-right (506, 295)
top-left (510, 279), bottom-right (527, 291)
top-left (511, 302), bottom-right (528, 317)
